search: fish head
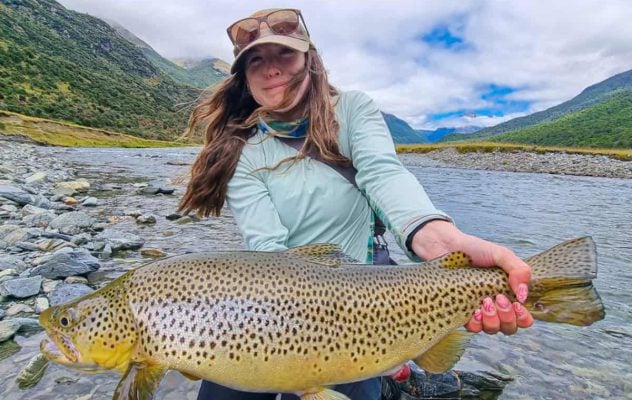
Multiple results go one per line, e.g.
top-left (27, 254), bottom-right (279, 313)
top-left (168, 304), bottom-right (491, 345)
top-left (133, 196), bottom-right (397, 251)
top-left (39, 290), bottom-right (137, 373)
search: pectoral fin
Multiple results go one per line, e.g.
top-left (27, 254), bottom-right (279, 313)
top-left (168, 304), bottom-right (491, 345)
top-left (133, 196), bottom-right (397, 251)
top-left (180, 371), bottom-right (201, 381)
top-left (114, 362), bottom-right (167, 400)
top-left (300, 387), bottom-right (351, 400)
top-left (413, 330), bottom-right (473, 373)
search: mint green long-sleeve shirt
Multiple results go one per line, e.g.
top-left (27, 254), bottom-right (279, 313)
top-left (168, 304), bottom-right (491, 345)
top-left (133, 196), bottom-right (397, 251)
top-left (226, 90), bottom-right (451, 263)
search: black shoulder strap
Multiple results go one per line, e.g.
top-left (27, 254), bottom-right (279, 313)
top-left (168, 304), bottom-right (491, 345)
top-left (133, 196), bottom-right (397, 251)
top-left (278, 136), bottom-right (386, 236)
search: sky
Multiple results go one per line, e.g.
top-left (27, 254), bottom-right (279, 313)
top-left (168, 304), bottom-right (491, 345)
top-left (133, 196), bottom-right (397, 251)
top-left (56, 0), bottom-right (632, 130)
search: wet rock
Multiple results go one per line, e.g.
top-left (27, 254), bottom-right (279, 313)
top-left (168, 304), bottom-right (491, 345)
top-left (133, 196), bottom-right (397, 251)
top-left (124, 209), bottom-right (143, 218)
top-left (165, 213), bottom-right (182, 221)
top-left (49, 283), bottom-right (94, 306)
top-left (62, 196), bottom-right (78, 206)
top-left (42, 279), bottom-right (60, 294)
top-left (141, 248), bottom-right (167, 258)
top-left (21, 204), bottom-right (49, 216)
top-left (0, 318), bottom-right (41, 342)
top-left (53, 179), bottom-right (90, 196)
top-left (137, 214), bottom-right (157, 224)
top-left (96, 230), bottom-right (144, 252)
top-left (0, 269), bottom-right (18, 281)
top-left (174, 215), bottom-right (200, 224)
top-left (35, 238), bottom-right (75, 252)
top-left (71, 232), bottom-right (92, 245)
top-left (6, 304), bottom-right (34, 317)
top-left (48, 211), bottom-right (95, 235)
top-left (30, 249), bottom-right (100, 279)
top-left (23, 212), bottom-right (55, 228)
top-left (0, 339), bottom-right (21, 361)
top-left (0, 204), bottom-right (18, 213)
top-left (35, 297), bottom-right (49, 313)
top-left (24, 171), bottom-right (48, 184)
top-left (81, 196), bottom-right (98, 207)
top-left (0, 185), bottom-right (51, 209)
top-left (1, 227), bottom-right (31, 245)
top-left (42, 231), bottom-right (73, 242)
top-left (64, 276), bottom-right (88, 284)
top-left (0, 255), bottom-right (27, 272)
top-left (1, 276), bottom-right (42, 298)
top-left (14, 241), bottom-right (38, 252)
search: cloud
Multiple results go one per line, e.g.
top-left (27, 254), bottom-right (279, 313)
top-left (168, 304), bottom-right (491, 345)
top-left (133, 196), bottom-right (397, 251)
top-left (56, 0), bottom-right (632, 130)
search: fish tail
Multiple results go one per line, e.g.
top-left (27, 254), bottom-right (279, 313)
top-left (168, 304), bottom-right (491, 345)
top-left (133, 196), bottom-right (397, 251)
top-left (524, 236), bottom-right (605, 326)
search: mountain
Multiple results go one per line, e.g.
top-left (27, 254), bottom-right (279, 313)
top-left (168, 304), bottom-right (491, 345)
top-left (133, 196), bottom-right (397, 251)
top-left (382, 113), bottom-right (481, 144)
top-left (459, 69), bottom-right (632, 142)
top-left (382, 113), bottom-right (429, 144)
top-left (0, 0), bottom-right (200, 139)
top-left (491, 90), bottom-right (632, 148)
top-left (107, 21), bottom-right (227, 89)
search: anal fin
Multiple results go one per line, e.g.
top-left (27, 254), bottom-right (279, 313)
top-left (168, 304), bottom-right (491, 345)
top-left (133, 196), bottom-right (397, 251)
top-left (413, 330), bottom-right (473, 373)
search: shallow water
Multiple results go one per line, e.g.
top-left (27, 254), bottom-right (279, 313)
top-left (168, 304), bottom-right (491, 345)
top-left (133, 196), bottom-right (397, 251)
top-left (1, 147), bottom-right (630, 399)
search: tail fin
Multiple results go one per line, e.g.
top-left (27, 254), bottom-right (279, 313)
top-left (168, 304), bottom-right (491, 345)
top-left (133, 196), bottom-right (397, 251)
top-left (524, 237), bottom-right (605, 326)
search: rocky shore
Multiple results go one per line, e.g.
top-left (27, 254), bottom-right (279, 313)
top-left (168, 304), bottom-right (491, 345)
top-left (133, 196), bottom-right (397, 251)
top-left (399, 148), bottom-right (632, 179)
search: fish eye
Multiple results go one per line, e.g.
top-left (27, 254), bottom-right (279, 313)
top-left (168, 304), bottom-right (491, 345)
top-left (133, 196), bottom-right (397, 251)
top-left (60, 317), bottom-right (69, 326)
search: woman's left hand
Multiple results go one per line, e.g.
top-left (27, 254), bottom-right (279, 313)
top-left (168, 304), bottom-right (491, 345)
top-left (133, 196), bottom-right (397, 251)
top-left (411, 220), bottom-right (535, 335)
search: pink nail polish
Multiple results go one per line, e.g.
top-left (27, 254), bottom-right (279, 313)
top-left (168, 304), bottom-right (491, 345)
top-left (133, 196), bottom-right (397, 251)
top-left (483, 298), bottom-right (495, 313)
top-left (497, 295), bottom-right (510, 309)
top-left (474, 310), bottom-right (482, 321)
top-left (517, 284), bottom-right (528, 303)
top-left (513, 303), bottom-right (524, 315)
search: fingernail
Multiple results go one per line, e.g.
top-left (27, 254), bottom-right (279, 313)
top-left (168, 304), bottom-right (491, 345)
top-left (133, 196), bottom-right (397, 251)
top-left (497, 295), bottom-right (510, 309)
top-left (483, 298), bottom-right (495, 314)
top-left (513, 302), bottom-right (524, 315)
top-left (517, 284), bottom-right (528, 303)
top-left (474, 309), bottom-right (482, 321)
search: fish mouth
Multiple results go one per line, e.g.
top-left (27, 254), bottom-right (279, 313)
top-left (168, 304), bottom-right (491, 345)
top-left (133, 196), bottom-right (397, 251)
top-left (40, 335), bottom-right (101, 372)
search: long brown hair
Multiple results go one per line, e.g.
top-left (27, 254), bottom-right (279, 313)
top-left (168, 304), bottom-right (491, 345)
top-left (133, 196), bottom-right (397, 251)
top-left (178, 46), bottom-right (349, 217)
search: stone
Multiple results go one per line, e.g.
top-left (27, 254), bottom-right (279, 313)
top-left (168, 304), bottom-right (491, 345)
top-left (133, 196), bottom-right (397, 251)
top-left (140, 248), bottom-right (167, 258)
top-left (81, 196), bottom-right (98, 207)
top-left (174, 215), bottom-right (199, 224)
top-left (34, 297), bottom-right (49, 313)
top-left (14, 241), bottom-right (38, 251)
top-left (0, 185), bottom-right (51, 209)
top-left (165, 213), bottom-right (182, 221)
top-left (24, 171), bottom-right (47, 184)
top-left (0, 255), bottom-right (28, 272)
top-left (6, 304), bottom-right (34, 317)
top-left (30, 249), bottom-right (100, 279)
top-left (62, 197), bottom-right (78, 205)
top-left (48, 283), bottom-right (94, 306)
top-left (1, 227), bottom-right (30, 245)
top-left (21, 204), bottom-right (48, 216)
top-left (136, 214), bottom-right (157, 224)
top-left (70, 233), bottom-right (92, 245)
top-left (124, 209), bottom-right (143, 218)
top-left (48, 211), bottom-right (95, 235)
top-left (35, 238), bottom-right (74, 252)
top-left (96, 230), bottom-right (144, 252)
top-left (1, 276), bottom-right (42, 298)
top-left (42, 279), bottom-right (60, 294)
top-left (0, 269), bottom-right (17, 280)
top-left (64, 276), bottom-right (88, 284)
top-left (0, 204), bottom-right (18, 213)
top-left (0, 318), bottom-right (42, 342)
top-left (53, 179), bottom-right (90, 196)
top-left (23, 212), bottom-right (55, 228)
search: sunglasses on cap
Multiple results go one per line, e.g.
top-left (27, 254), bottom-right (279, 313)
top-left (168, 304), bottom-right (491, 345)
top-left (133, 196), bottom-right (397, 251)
top-left (226, 9), bottom-right (310, 50)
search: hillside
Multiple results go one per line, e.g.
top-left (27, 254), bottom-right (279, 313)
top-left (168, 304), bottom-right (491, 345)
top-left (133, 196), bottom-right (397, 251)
top-left (0, 0), bottom-right (199, 140)
top-left (382, 112), bottom-right (429, 144)
top-left (464, 69), bottom-right (632, 140)
top-left (107, 20), bottom-right (227, 89)
top-left (491, 90), bottom-right (632, 148)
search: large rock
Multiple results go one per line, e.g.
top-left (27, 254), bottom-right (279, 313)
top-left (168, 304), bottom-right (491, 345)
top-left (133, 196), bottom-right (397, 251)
top-left (1, 276), bottom-right (42, 298)
top-left (24, 171), bottom-right (48, 184)
top-left (0, 318), bottom-right (42, 342)
top-left (96, 230), bottom-right (144, 252)
top-left (53, 179), bottom-right (90, 196)
top-left (48, 211), bottom-right (95, 235)
top-left (0, 184), bottom-right (51, 208)
top-left (0, 255), bottom-right (28, 272)
top-left (30, 249), bottom-right (100, 279)
top-left (48, 283), bottom-right (94, 306)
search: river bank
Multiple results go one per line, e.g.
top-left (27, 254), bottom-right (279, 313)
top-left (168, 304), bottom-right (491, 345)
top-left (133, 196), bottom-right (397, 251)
top-left (398, 148), bottom-right (632, 179)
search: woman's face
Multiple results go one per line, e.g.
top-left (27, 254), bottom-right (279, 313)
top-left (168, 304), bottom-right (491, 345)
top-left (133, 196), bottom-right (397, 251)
top-left (244, 43), bottom-right (307, 110)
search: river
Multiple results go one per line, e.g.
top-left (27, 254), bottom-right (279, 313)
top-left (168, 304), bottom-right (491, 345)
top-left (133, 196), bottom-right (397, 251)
top-left (1, 147), bottom-right (630, 399)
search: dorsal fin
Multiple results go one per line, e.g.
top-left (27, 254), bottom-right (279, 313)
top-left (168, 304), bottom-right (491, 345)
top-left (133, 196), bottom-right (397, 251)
top-left (284, 244), bottom-right (359, 267)
top-left (413, 330), bottom-right (473, 373)
top-left (435, 251), bottom-right (472, 269)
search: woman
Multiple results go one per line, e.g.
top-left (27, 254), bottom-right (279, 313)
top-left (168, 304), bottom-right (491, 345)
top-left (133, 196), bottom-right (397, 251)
top-left (179, 8), bottom-right (534, 400)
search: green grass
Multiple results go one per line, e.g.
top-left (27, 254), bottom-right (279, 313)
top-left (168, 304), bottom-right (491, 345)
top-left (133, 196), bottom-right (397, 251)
top-left (397, 141), bottom-right (632, 161)
top-left (0, 110), bottom-right (190, 147)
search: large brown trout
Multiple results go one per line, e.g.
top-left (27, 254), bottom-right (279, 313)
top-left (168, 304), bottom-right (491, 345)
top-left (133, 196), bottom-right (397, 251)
top-left (39, 237), bottom-right (604, 400)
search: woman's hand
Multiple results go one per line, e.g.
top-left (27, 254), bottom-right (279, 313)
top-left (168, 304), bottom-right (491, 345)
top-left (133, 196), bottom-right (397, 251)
top-left (411, 220), bottom-right (534, 335)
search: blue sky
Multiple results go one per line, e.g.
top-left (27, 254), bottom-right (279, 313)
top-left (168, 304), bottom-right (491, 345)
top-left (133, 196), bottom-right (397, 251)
top-left (57, 0), bottom-right (632, 130)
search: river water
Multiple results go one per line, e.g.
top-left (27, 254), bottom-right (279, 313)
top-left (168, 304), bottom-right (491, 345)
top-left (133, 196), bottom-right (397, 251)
top-left (1, 147), bottom-right (630, 399)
